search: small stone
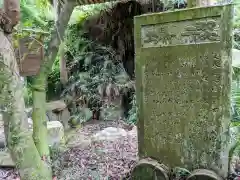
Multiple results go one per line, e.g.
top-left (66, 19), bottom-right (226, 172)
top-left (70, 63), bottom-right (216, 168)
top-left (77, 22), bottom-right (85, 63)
top-left (47, 121), bottom-right (65, 147)
top-left (92, 127), bottom-right (127, 141)
top-left (0, 149), bottom-right (14, 167)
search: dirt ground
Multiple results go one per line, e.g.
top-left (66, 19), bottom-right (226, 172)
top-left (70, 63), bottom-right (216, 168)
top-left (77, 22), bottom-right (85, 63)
top-left (0, 120), bottom-right (138, 180)
top-left (1, 120), bottom-right (240, 180)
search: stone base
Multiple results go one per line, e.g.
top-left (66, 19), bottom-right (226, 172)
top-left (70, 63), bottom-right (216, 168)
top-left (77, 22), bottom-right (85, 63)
top-left (46, 121), bottom-right (65, 147)
top-left (131, 158), bottom-right (169, 180)
top-left (187, 169), bottom-right (222, 180)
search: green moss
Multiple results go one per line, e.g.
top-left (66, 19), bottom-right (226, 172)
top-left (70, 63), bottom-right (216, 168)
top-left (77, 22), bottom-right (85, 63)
top-left (135, 5), bottom-right (233, 177)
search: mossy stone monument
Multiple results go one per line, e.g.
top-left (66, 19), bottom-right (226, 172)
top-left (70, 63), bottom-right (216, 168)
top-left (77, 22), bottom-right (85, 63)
top-left (133, 5), bottom-right (233, 179)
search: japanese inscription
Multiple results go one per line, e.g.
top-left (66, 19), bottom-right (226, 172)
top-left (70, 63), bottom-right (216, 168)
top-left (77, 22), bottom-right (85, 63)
top-left (135, 6), bottom-right (233, 177)
top-left (141, 17), bottom-right (221, 48)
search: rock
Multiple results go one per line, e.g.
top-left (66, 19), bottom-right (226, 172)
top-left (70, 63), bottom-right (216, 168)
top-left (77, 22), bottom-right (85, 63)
top-left (46, 121), bottom-right (65, 147)
top-left (92, 127), bottom-right (127, 141)
top-left (28, 118), bottom-right (33, 128)
top-left (232, 48), bottom-right (240, 68)
top-left (46, 110), bottom-right (58, 122)
top-left (26, 100), bottom-right (71, 130)
top-left (46, 100), bottom-right (66, 112)
top-left (0, 121), bottom-right (65, 167)
top-left (0, 149), bottom-right (14, 167)
top-left (128, 125), bottom-right (137, 136)
top-left (59, 108), bottom-right (71, 129)
top-left (131, 158), bottom-right (169, 180)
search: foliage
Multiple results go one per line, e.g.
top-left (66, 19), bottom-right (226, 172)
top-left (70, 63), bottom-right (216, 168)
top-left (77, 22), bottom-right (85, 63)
top-left (62, 21), bottom-right (130, 123)
top-left (18, 0), bottom-right (240, 126)
top-left (126, 94), bottom-right (137, 125)
top-left (231, 1), bottom-right (240, 123)
top-left (23, 81), bottom-right (33, 106)
top-left (12, 0), bottom-right (55, 104)
top-left (41, 4), bottom-right (111, 101)
top-left (16, 2), bottom-right (115, 106)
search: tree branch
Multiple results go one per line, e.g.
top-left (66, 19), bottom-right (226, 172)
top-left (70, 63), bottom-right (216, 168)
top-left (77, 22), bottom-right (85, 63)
top-left (4, 0), bottom-right (20, 27)
top-left (43, 1), bottom-right (76, 74)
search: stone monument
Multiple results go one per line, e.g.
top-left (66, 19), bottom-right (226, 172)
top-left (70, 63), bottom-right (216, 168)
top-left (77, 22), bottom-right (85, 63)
top-left (133, 5), bottom-right (233, 179)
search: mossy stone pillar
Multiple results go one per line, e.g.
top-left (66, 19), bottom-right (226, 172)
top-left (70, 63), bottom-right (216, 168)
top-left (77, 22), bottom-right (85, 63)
top-left (134, 5), bottom-right (233, 178)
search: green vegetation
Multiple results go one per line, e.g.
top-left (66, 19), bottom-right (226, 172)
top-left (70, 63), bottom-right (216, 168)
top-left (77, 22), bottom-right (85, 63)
top-left (20, 2), bottom-right (137, 124)
top-left (18, 0), bottom-right (240, 125)
top-left (232, 1), bottom-right (240, 123)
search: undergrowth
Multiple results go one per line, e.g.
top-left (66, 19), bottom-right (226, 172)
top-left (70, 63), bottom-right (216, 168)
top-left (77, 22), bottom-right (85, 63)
top-left (62, 21), bottom-right (132, 124)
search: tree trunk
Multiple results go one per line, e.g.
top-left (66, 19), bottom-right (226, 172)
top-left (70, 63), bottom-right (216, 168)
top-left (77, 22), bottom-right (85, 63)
top-left (31, 0), bottom-right (76, 163)
top-left (59, 42), bottom-right (68, 86)
top-left (0, 31), bottom-right (52, 180)
top-left (4, 0), bottom-right (20, 28)
top-left (31, 73), bottom-right (50, 161)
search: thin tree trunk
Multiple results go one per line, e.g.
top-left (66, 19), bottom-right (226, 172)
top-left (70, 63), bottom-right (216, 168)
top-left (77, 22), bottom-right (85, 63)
top-left (31, 0), bottom-right (76, 162)
top-left (0, 31), bottom-right (52, 180)
top-left (59, 42), bottom-right (68, 86)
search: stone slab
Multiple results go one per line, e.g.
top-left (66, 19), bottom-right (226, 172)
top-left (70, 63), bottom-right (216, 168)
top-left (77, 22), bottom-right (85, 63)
top-left (134, 5), bottom-right (232, 177)
top-left (46, 100), bottom-right (67, 112)
top-left (46, 121), bottom-right (65, 146)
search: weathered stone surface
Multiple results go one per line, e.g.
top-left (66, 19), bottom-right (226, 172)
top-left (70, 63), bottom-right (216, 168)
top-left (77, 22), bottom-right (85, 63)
top-left (46, 100), bottom-right (67, 111)
top-left (60, 108), bottom-right (71, 128)
top-left (186, 169), bottom-right (222, 180)
top-left (92, 127), bottom-right (127, 141)
top-left (26, 100), bottom-right (71, 129)
top-left (46, 121), bottom-right (65, 147)
top-left (134, 5), bottom-right (232, 177)
top-left (0, 149), bottom-right (15, 167)
top-left (141, 18), bottom-right (221, 48)
top-left (131, 158), bottom-right (169, 180)
top-left (46, 110), bottom-right (58, 122)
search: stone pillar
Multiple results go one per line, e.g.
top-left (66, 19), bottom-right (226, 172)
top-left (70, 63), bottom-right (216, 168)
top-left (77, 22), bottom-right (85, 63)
top-left (134, 5), bottom-right (232, 178)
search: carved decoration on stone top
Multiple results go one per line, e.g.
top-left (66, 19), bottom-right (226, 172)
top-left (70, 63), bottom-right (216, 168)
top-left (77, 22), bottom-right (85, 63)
top-left (141, 17), bottom-right (221, 48)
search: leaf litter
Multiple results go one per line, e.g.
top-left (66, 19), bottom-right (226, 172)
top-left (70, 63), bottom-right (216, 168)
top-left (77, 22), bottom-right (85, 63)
top-left (0, 120), bottom-right (138, 180)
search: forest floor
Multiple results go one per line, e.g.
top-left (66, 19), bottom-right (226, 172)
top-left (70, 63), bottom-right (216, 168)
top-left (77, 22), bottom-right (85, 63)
top-left (0, 120), bottom-right (138, 180)
top-left (1, 119), bottom-right (240, 179)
